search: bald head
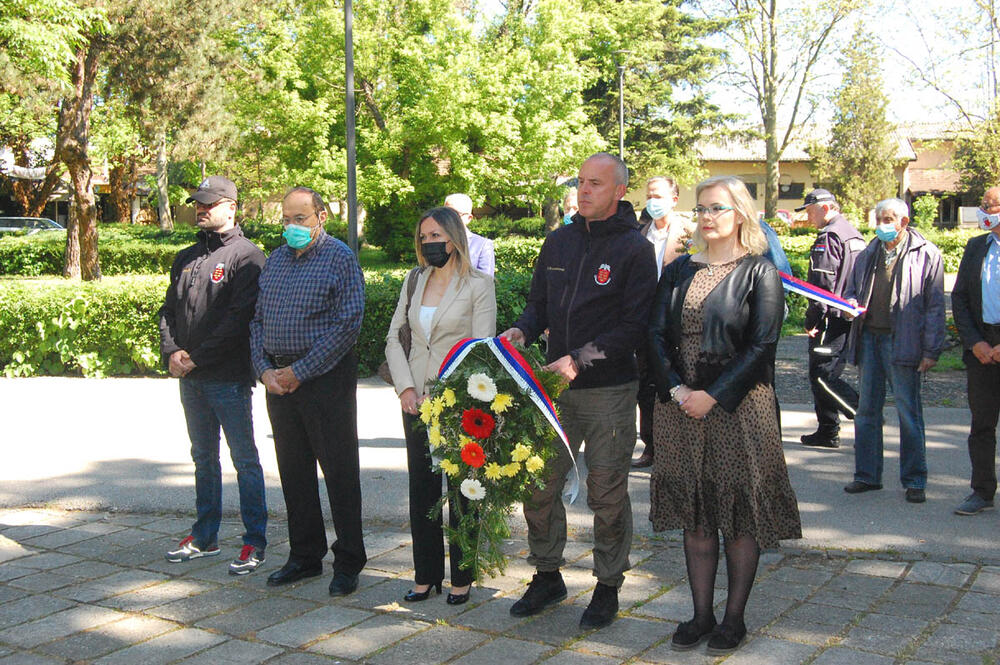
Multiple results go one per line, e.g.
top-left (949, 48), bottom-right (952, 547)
top-left (983, 187), bottom-right (1000, 211)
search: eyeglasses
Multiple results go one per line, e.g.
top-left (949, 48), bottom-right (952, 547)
top-left (281, 212), bottom-right (317, 226)
top-left (692, 205), bottom-right (734, 217)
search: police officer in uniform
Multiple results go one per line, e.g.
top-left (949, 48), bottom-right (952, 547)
top-left (797, 189), bottom-right (866, 448)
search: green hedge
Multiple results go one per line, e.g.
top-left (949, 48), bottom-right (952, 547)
top-left (0, 221), bottom-right (347, 276)
top-left (0, 270), bottom-right (534, 378)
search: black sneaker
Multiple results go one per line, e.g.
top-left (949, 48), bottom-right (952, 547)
top-left (579, 583), bottom-right (619, 629)
top-left (800, 430), bottom-right (840, 448)
top-left (905, 488), bottom-right (926, 504)
top-left (165, 536), bottom-right (220, 563)
top-left (509, 571), bottom-right (567, 617)
top-left (229, 545), bottom-right (265, 575)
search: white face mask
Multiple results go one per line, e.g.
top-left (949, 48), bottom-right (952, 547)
top-left (977, 208), bottom-right (1000, 231)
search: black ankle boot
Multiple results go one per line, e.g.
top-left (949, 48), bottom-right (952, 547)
top-left (509, 570), bottom-right (567, 617)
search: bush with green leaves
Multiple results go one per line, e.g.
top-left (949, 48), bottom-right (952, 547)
top-left (0, 276), bottom-right (167, 377)
top-left (912, 194), bottom-right (939, 229)
top-left (1, 269), bottom-right (535, 378)
top-left (469, 215), bottom-right (546, 239)
top-left (0, 220), bottom-right (350, 276)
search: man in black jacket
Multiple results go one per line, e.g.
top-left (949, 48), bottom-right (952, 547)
top-left (501, 153), bottom-right (657, 629)
top-left (796, 189), bottom-right (865, 448)
top-left (952, 185), bottom-right (1000, 516)
top-left (158, 176), bottom-right (269, 575)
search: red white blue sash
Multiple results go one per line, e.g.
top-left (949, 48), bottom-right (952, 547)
top-left (779, 271), bottom-right (866, 317)
top-left (439, 337), bottom-right (580, 502)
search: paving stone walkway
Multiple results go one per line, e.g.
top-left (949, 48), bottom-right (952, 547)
top-left (1, 509), bottom-right (998, 665)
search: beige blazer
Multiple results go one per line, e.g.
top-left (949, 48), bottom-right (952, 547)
top-left (384, 268), bottom-right (496, 397)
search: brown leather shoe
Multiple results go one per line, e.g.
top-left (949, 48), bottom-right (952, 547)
top-left (631, 450), bottom-right (654, 468)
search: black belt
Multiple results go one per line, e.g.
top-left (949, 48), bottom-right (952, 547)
top-left (267, 352), bottom-right (302, 369)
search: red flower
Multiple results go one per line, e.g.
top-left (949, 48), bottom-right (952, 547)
top-left (460, 441), bottom-right (486, 468)
top-left (461, 408), bottom-right (495, 439)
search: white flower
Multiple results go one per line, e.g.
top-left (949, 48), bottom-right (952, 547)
top-left (467, 373), bottom-right (498, 402)
top-left (460, 478), bottom-right (486, 501)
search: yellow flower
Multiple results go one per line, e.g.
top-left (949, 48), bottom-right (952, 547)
top-left (418, 398), bottom-right (433, 424)
top-left (431, 397), bottom-right (445, 417)
top-left (439, 459), bottom-right (460, 477)
top-left (459, 435), bottom-right (474, 447)
top-left (502, 462), bottom-right (521, 477)
top-left (511, 443), bottom-right (531, 462)
top-left (484, 462), bottom-right (503, 481)
top-left (525, 455), bottom-right (544, 473)
top-left (442, 388), bottom-right (457, 407)
top-left (491, 393), bottom-right (513, 413)
top-left (427, 426), bottom-right (443, 449)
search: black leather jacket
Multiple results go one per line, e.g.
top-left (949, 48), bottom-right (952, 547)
top-left (647, 253), bottom-right (784, 413)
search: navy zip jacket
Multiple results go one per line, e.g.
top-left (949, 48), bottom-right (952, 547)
top-left (159, 225), bottom-right (266, 384)
top-left (514, 200), bottom-right (657, 390)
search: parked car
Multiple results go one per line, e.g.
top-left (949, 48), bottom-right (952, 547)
top-left (0, 217), bottom-right (65, 236)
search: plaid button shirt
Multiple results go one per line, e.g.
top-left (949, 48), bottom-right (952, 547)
top-left (250, 233), bottom-right (365, 382)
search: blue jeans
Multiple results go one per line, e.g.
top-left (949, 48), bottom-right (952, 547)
top-left (179, 379), bottom-right (267, 550)
top-left (853, 331), bottom-right (928, 489)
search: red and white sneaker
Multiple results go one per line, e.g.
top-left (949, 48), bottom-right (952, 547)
top-left (229, 545), bottom-right (265, 575)
top-left (164, 536), bottom-right (220, 563)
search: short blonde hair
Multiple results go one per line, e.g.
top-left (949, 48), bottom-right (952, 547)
top-left (693, 176), bottom-right (767, 256)
top-left (414, 206), bottom-right (473, 275)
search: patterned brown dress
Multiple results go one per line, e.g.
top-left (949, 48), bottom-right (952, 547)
top-left (649, 256), bottom-right (801, 548)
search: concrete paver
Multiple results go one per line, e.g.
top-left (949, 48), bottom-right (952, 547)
top-left (1, 370), bottom-right (1000, 664)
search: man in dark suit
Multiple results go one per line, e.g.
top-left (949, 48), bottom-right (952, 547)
top-left (445, 193), bottom-right (495, 275)
top-left (952, 185), bottom-right (1000, 516)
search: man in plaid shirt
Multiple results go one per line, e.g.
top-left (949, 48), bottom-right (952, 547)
top-left (250, 186), bottom-right (367, 596)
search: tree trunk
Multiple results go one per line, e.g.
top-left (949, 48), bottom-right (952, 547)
top-left (156, 128), bottom-right (173, 232)
top-left (762, 0), bottom-right (779, 220)
top-left (63, 196), bottom-right (80, 279)
top-left (56, 41), bottom-right (101, 281)
top-left (108, 157), bottom-right (137, 224)
top-left (10, 150), bottom-right (63, 217)
top-left (542, 198), bottom-right (560, 233)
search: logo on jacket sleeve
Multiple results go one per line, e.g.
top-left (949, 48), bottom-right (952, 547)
top-left (210, 263), bottom-right (226, 283)
top-left (594, 263), bottom-right (612, 286)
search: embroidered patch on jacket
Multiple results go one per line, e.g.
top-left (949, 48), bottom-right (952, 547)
top-left (595, 263), bottom-right (611, 286)
top-left (812, 245), bottom-right (826, 253)
top-left (211, 263), bottom-right (226, 283)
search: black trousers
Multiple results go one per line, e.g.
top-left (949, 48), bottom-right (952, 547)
top-left (402, 411), bottom-right (472, 587)
top-left (966, 344), bottom-right (1000, 501)
top-left (808, 317), bottom-right (859, 433)
top-left (266, 353), bottom-right (366, 574)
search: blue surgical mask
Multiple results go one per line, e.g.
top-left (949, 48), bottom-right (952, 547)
top-left (645, 198), bottom-right (670, 220)
top-left (563, 212), bottom-right (574, 225)
top-left (875, 223), bottom-right (898, 243)
top-left (283, 224), bottom-right (314, 249)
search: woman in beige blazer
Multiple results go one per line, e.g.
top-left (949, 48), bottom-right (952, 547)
top-left (385, 206), bottom-right (496, 606)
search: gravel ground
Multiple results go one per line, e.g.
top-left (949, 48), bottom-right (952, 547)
top-left (774, 334), bottom-right (967, 409)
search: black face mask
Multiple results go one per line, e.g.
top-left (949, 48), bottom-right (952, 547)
top-left (422, 241), bottom-right (451, 268)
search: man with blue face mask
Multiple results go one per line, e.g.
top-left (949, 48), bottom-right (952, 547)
top-left (250, 187), bottom-right (367, 595)
top-left (951, 186), bottom-right (1000, 516)
top-left (632, 176), bottom-right (691, 469)
top-left (843, 198), bottom-right (945, 504)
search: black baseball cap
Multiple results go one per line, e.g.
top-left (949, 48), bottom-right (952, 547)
top-left (186, 176), bottom-right (238, 204)
top-left (795, 188), bottom-right (837, 212)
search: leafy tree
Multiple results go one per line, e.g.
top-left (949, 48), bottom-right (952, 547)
top-left (954, 101), bottom-right (1000, 201)
top-left (810, 28), bottom-right (897, 216)
top-left (0, 0), bottom-right (97, 84)
top-left (695, 0), bottom-right (859, 219)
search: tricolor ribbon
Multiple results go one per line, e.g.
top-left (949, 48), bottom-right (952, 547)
top-left (779, 271), bottom-right (866, 318)
top-left (438, 337), bottom-right (580, 503)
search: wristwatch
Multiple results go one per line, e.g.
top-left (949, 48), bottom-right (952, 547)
top-left (669, 385), bottom-right (681, 402)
